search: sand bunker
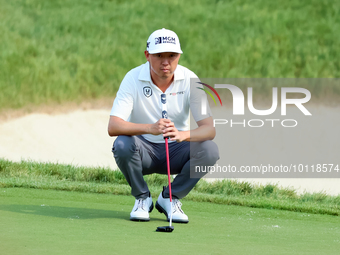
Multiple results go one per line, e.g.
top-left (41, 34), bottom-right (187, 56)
top-left (0, 109), bottom-right (117, 169)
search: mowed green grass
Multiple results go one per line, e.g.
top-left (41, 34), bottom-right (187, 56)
top-left (0, 188), bottom-right (339, 255)
top-left (1, 0), bottom-right (340, 110)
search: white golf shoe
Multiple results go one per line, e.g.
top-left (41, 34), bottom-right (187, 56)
top-left (155, 192), bottom-right (189, 223)
top-left (130, 196), bottom-right (153, 221)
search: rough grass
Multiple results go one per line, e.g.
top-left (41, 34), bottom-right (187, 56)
top-left (0, 0), bottom-right (340, 110)
top-left (0, 159), bottom-right (339, 216)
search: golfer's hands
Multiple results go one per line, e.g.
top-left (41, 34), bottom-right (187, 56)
top-left (149, 119), bottom-right (185, 142)
top-left (149, 119), bottom-right (171, 135)
top-left (163, 122), bottom-right (184, 143)
top-left (162, 120), bottom-right (185, 142)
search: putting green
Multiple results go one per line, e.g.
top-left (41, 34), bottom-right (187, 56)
top-left (0, 188), bottom-right (339, 255)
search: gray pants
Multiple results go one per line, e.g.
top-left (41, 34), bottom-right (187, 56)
top-left (112, 135), bottom-right (219, 199)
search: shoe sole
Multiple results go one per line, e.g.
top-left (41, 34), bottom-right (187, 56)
top-left (155, 201), bottom-right (189, 224)
top-left (130, 201), bottom-right (154, 222)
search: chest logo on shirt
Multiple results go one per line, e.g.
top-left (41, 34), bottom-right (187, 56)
top-left (169, 91), bottom-right (185, 96)
top-left (143, 86), bottom-right (152, 98)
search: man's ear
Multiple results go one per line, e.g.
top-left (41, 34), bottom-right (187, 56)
top-left (144, 50), bottom-right (150, 61)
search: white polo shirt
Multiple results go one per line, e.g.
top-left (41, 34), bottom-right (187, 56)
top-left (110, 62), bottom-right (211, 143)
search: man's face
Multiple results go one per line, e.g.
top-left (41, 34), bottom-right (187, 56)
top-left (145, 51), bottom-right (181, 80)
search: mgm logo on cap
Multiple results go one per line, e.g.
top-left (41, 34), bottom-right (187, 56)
top-left (155, 36), bottom-right (176, 45)
top-left (146, 28), bottom-right (183, 54)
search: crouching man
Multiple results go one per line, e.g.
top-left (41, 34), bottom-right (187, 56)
top-left (108, 28), bottom-right (219, 223)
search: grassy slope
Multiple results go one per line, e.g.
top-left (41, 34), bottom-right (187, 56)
top-left (0, 188), bottom-right (339, 255)
top-left (0, 159), bottom-right (339, 216)
top-left (0, 0), bottom-right (340, 110)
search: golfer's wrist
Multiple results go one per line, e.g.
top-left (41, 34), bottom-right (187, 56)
top-left (180, 131), bottom-right (190, 142)
top-left (146, 124), bottom-right (154, 135)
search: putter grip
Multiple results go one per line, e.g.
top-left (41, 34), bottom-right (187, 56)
top-left (161, 94), bottom-right (170, 139)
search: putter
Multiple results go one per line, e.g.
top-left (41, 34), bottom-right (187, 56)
top-left (156, 94), bottom-right (174, 233)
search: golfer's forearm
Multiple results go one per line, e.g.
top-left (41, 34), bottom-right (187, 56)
top-left (109, 123), bottom-right (152, 136)
top-left (182, 125), bottom-right (216, 142)
top-left (108, 117), bottom-right (152, 136)
top-left (181, 117), bottom-right (216, 142)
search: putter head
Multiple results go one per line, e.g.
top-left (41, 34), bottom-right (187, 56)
top-left (156, 226), bottom-right (174, 232)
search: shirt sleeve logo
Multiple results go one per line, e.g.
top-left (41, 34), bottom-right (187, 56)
top-left (143, 86), bottom-right (153, 98)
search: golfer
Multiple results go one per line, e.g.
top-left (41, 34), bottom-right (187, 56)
top-left (108, 28), bottom-right (219, 223)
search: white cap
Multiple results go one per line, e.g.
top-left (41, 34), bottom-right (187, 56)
top-left (146, 28), bottom-right (183, 54)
